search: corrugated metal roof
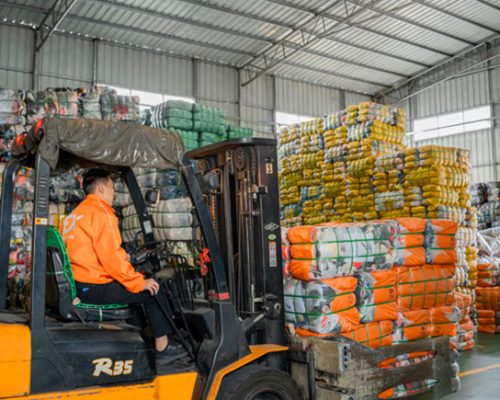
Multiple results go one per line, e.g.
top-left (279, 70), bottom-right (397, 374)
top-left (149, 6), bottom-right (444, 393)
top-left (1, 0), bottom-right (499, 94)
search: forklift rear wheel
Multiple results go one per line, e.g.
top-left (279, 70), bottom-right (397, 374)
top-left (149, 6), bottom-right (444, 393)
top-left (217, 364), bottom-right (301, 400)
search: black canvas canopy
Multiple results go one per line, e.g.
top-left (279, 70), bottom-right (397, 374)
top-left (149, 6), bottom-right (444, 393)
top-left (11, 118), bottom-right (185, 171)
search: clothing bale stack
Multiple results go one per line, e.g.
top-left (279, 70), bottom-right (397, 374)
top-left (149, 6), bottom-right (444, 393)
top-left (150, 100), bottom-right (198, 151)
top-left (278, 125), bottom-right (303, 227)
top-left (99, 87), bottom-right (140, 123)
top-left (25, 88), bottom-right (80, 125)
top-left (0, 89), bottom-right (25, 126)
top-left (226, 124), bottom-right (253, 139)
top-left (476, 228), bottom-right (500, 334)
top-left (474, 182), bottom-right (500, 230)
top-left (193, 104), bottom-right (226, 147)
top-left (114, 168), bottom-right (198, 268)
top-left (284, 218), bottom-right (463, 351)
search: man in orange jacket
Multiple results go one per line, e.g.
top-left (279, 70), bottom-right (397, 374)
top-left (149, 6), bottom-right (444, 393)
top-left (61, 168), bottom-right (185, 364)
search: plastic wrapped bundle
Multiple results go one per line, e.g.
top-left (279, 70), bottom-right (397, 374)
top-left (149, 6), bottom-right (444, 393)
top-left (356, 270), bottom-right (397, 323)
top-left (429, 305), bottom-right (460, 337)
top-left (100, 90), bottom-right (140, 123)
top-left (287, 221), bottom-right (395, 280)
top-left (0, 126), bottom-right (18, 162)
top-left (80, 90), bottom-right (102, 119)
top-left (0, 89), bottom-right (24, 125)
top-left (192, 103), bottom-right (226, 135)
top-left (476, 287), bottom-right (500, 311)
top-left (26, 89), bottom-right (59, 124)
top-left (477, 262), bottom-right (500, 287)
top-left (393, 309), bottom-right (430, 343)
top-left (121, 198), bottom-right (193, 242)
top-left (395, 265), bottom-right (456, 311)
top-left (171, 130), bottom-right (199, 151)
top-left (478, 201), bottom-right (500, 228)
top-left (284, 277), bottom-right (360, 334)
top-left (54, 89), bottom-right (79, 119)
top-left (425, 219), bottom-right (458, 264)
top-left (340, 320), bottom-right (393, 348)
top-left (477, 309), bottom-right (497, 333)
top-left (200, 131), bottom-right (225, 147)
top-left (226, 125), bottom-right (252, 139)
top-left (392, 218), bottom-right (426, 266)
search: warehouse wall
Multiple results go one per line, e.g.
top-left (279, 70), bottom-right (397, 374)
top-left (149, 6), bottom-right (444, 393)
top-left (0, 23), bottom-right (371, 139)
top-left (384, 40), bottom-right (500, 183)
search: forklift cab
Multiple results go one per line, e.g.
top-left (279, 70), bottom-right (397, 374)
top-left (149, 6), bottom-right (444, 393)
top-left (0, 118), bottom-right (291, 400)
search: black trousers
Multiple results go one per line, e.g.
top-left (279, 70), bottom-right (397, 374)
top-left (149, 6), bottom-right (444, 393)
top-left (75, 281), bottom-right (173, 339)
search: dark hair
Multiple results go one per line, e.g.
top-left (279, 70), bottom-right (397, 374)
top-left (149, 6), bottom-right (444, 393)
top-left (82, 168), bottom-right (111, 194)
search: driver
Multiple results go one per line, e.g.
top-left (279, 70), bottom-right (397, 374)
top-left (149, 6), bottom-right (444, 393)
top-left (61, 168), bottom-right (186, 364)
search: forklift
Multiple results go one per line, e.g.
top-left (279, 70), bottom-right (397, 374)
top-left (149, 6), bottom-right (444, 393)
top-left (0, 118), bottom-right (301, 399)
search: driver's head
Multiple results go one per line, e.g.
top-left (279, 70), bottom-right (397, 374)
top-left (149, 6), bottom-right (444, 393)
top-left (83, 168), bottom-right (114, 206)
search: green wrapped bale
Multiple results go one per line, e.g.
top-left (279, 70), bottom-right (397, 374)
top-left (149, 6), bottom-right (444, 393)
top-left (227, 124), bottom-right (253, 139)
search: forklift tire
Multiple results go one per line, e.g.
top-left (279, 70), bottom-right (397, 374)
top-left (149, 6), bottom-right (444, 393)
top-left (217, 364), bottom-right (301, 400)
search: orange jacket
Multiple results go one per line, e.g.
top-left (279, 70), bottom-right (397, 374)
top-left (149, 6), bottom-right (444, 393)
top-left (61, 194), bottom-right (145, 293)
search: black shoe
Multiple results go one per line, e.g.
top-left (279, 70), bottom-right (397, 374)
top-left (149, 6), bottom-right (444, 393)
top-left (156, 342), bottom-right (188, 365)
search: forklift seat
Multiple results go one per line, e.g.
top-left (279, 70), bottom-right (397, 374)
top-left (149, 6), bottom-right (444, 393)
top-left (46, 227), bottom-right (134, 322)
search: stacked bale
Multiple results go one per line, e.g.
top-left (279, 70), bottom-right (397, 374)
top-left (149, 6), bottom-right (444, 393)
top-left (284, 221), bottom-right (397, 343)
top-left (114, 168), bottom-right (197, 267)
top-left (193, 104), bottom-right (226, 147)
top-left (25, 88), bottom-right (80, 125)
top-left (278, 125), bottom-right (303, 227)
top-left (476, 182), bottom-right (500, 229)
top-left (391, 219), bottom-right (458, 347)
top-left (475, 228), bottom-right (500, 334)
top-left (226, 125), bottom-right (253, 139)
top-left (150, 100), bottom-right (198, 151)
top-left (100, 87), bottom-right (140, 123)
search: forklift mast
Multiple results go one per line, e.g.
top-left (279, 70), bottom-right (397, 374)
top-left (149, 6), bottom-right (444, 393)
top-left (187, 138), bottom-right (286, 366)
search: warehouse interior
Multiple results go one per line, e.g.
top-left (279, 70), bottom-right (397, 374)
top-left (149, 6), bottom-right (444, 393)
top-left (1, 1), bottom-right (500, 399)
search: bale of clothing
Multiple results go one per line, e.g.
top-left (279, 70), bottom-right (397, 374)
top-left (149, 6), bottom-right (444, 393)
top-left (284, 218), bottom-right (465, 351)
top-left (475, 228), bottom-right (500, 334)
top-left (114, 167), bottom-right (198, 267)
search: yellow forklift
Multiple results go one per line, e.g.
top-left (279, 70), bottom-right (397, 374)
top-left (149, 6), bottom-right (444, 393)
top-left (0, 118), bottom-right (299, 400)
top-left (0, 118), bottom-right (457, 400)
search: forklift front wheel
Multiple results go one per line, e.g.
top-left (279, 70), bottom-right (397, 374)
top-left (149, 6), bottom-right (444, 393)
top-left (217, 364), bottom-right (301, 400)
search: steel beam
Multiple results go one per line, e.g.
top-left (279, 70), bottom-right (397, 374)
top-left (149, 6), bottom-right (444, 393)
top-left (92, 38), bottom-right (98, 86)
top-left (279, 60), bottom-right (389, 88)
top-left (486, 42), bottom-right (499, 180)
top-left (413, 0), bottom-right (500, 34)
top-left (378, 35), bottom-right (500, 98)
top-left (35, 0), bottom-right (79, 51)
top-left (241, 0), bottom-right (382, 86)
top-left (84, 0), bottom-right (407, 78)
top-left (175, 0), bottom-right (430, 68)
top-left (345, 0), bottom-right (475, 46)
top-left (386, 52), bottom-right (500, 104)
top-left (476, 0), bottom-right (500, 12)
top-left (263, 0), bottom-right (453, 56)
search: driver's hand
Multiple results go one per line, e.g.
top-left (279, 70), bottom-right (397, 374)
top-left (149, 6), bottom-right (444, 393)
top-left (144, 278), bottom-right (160, 296)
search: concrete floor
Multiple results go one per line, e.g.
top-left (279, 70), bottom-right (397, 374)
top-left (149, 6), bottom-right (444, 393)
top-left (443, 333), bottom-right (500, 399)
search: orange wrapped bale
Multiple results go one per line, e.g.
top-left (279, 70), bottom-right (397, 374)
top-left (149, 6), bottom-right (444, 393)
top-left (477, 309), bottom-right (495, 318)
top-left (478, 324), bottom-right (496, 334)
top-left (478, 317), bottom-right (495, 325)
top-left (454, 292), bottom-right (472, 321)
top-left (429, 306), bottom-right (460, 337)
top-left (284, 277), bottom-right (360, 334)
top-left (393, 218), bottom-right (426, 266)
top-left (395, 265), bottom-right (456, 311)
top-left (425, 219), bottom-right (458, 264)
top-left (356, 270), bottom-right (397, 322)
top-left (393, 309), bottom-right (430, 343)
top-left (294, 307), bottom-right (361, 337)
top-left (287, 221), bottom-right (395, 280)
top-left (341, 320), bottom-right (393, 348)
top-left (476, 287), bottom-right (500, 311)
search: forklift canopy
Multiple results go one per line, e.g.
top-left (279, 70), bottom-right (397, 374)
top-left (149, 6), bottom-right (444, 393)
top-left (11, 118), bottom-right (185, 171)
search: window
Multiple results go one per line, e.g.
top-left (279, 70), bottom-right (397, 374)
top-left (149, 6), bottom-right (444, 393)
top-left (412, 106), bottom-right (491, 142)
top-left (99, 84), bottom-right (194, 110)
top-left (275, 111), bottom-right (315, 129)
